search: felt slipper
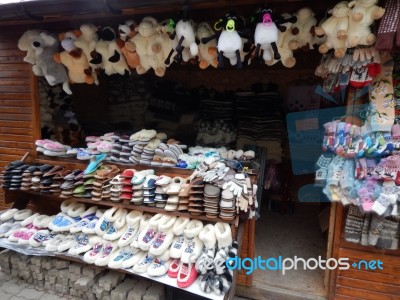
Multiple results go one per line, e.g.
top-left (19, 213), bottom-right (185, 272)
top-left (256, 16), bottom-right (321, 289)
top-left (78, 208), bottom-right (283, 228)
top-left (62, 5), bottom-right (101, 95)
top-left (164, 203), bottom-right (178, 212)
top-left (117, 210), bottom-right (143, 248)
top-left (95, 207), bottom-right (119, 236)
top-left (51, 215), bottom-right (77, 232)
top-left (29, 229), bottom-right (50, 247)
top-left (167, 177), bottom-right (185, 195)
top-left (83, 239), bottom-right (105, 264)
top-left (82, 211), bottom-right (104, 235)
top-left (149, 215), bottom-right (176, 256)
top-left (13, 209), bottom-right (33, 221)
top-left (132, 253), bottom-right (155, 273)
top-left (147, 250), bottom-right (171, 277)
top-left (95, 242), bottom-right (119, 266)
top-left (68, 234), bottom-right (92, 255)
top-left (66, 202), bottom-right (86, 218)
top-left (155, 175), bottom-right (171, 186)
top-left (143, 175), bottom-right (158, 189)
top-left (20, 213), bottom-right (40, 227)
top-left (0, 208), bottom-right (19, 221)
top-left (122, 250), bottom-right (147, 269)
top-left (181, 220), bottom-right (204, 263)
top-left (57, 234), bottom-right (77, 252)
top-left (162, 157), bottom-right (177, 167)
top-left (170, 217), bottom-right (190, 258)
top-left (103, 209), bottom-right (128, 241)
top-left (177, 262), bottom-right (198, 288)
top-left (43, 165), bottom-right (64, 177)
top-left (45, 234), bottom-right (66, 252)
top-left (137, 213), bottom-right (164, 251)
top-left (84, 153), bottom-right (107, 175)
top-left (108, 246), bottom-right (138, 269)
top-left (215, 222), bottom-right (233, 248)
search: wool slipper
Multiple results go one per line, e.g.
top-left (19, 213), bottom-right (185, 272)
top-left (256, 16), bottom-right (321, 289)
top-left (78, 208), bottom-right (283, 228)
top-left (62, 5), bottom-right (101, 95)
top-left (131, 214), bottom-right (152, 248)
top-left (83, 239), bottom-right (106, 264)
top-left (57, 234), bottom-right (77, 252)
top-left (45, 234), bottom-right (66, 252)
top-left (32, 214), bottom-right (49, 228)
top-left (147, 250), bottom-right (171, 277)
top-left (196, 224), bottom-right (217, 274)
top-left (16, 229), bottom-right (37, 245)
top-left (60, 199), bottom-right (77, 213)
top-left (167, 258), bottom-right (181, 278)
top-left (180, 220), bottom-right (204, 264)
top-left (82, 211), bottom-right (104, 235)
top-left (132, 253), bottom-right (155, 273)
top-left (215, 222), bottom-right (233, 248)
top-left (149, 216), bottom-right (177, 256)
top-left (170, 217), bottom-right (191, 258)
top-left (0, 223), bottom-right (16, 238)
top-left (68, 234), bottom-right (96, 256)
top-left (20, 213), bottom-right (40, 227)
top-left (108, 246), bottom-right (139, 269)
top-left (51, 215), bottom-right (77, 232)
top-left (0, 208), bottom-right (18, 221)
top-left (13, 209), bottom-right (33, 221)
top-left (47, 213), bottom-right (67, 230)
top-left (213, 241), bottom-right (238, 294)
top-left (29, 229), bottom-right (50, 247)
top-left (137, 213), bottom-right (164, 251)
top-left (118, 211), bottom-right (142, 248)
top-left (199, 271), bottom-right (216, 293)
top-left (103, 208), bottom-right (128, 240)
top-left (94, 207), bottom-right (119, 236)
top-left (95, 242), bottom-right (119, 266)
top-left (4, 222), bottom-right (23, 238)
top-left (177, 262), bottom-right (198, 288)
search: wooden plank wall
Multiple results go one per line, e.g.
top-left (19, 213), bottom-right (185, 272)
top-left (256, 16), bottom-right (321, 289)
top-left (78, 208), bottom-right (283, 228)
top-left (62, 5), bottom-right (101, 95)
top-left (330, 205), bottom-right (400, 300)
top-left (0, 29), bottom-right (38, 210)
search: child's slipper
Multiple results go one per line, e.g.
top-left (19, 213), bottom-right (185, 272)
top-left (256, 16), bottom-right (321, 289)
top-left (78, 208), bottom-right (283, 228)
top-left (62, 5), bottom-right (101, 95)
top-left (68, 234), bottom-right (95, 256)
top-left (181, 220), bottom-right (204, 264)
top-left (132, 253), bottom-right (154, 273)
top-left (149, 215), bottom-right (176, 256)
top-left (170, 217), bottom-right (190, 258)
top-left (95, 242), bottom-right (119, 266)
top-left (118, 210), bottom-right (142, 248)
top-left (137, 213), bottom-right (164, 251)
top-left (122, 250), bottom-right (147, 269)
top-left (83, 240), bottom-right (105, 264)
top-left (45, 234), bottom-right (66, 252)
top-left (57, 234), bottom-right (77, 252)
top-left (0, 208), bottom-right (18, 221)
top-left (177, 262), bottom-right (198, 288)
top-left (167, 258), bottom-right (181, 278)
top-left (29, 229), bottom-right (50, 247)
top-left (108, 246), bottom-right (139, 269)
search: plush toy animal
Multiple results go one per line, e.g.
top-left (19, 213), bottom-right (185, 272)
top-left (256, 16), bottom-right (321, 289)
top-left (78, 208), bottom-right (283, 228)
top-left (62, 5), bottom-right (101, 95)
top-left (74, 24), bottom-right (100, 84)
top-left (128, 17), bottom-right (167, 77)
top-left (253, 8), bottom-right (280, 62)
top-left (346, 0), bottom-right (385, 48)
top-left (315, 1), bottom-right (350, 58)
top-left (91, 27), bottom-right (130, 76)
top-left (215, 11), bottom-right (244, 69)
top-left (53, 30), bottom-right (95, 85)
top-left (289, 7), bottom-right (317, 51)
top-left (264, 14), bottom-right (298, 68)
top-left (18, 30), bottom-right (43, 66)
top-left (116, 20), bottom-right (141, 69)
top-left (21, 31), bottom-right (71, 94)
top-left (196, 22), bottom-right (218, 69)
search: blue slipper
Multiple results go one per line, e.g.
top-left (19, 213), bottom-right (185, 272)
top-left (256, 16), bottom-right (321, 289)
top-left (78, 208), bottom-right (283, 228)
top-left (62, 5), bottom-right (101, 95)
top-left (84, 153), bottom-right (107, 174)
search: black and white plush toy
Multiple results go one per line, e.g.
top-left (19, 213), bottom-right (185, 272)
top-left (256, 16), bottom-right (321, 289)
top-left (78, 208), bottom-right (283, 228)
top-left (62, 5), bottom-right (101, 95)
top-left (253, 8), bottom-right (280, 61)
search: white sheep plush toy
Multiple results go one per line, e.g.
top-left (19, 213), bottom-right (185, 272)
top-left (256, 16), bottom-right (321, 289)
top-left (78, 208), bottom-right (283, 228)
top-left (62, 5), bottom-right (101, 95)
top-left (346, 0), bottom-right (385, 48)
top-left (315, 1), bottom-right (350, 58)
top-left (253, 8), bottom-right (280, 62)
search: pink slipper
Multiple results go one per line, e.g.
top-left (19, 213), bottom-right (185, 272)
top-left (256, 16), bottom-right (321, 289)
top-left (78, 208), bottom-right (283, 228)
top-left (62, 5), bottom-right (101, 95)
top-left (177, 262), bottom-right (198, 288)
top-left (43, 141), bottom-right (66, 152)
top-left (167, 258), bottom-right (180, 278)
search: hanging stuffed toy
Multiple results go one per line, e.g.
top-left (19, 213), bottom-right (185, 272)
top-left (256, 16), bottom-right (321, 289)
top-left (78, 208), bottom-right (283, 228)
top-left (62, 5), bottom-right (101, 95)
top-left (214, 11), bottom-right (245, 69)
top-left (53, 30), bottom-right (96, 85)
top-left (315, 1), bottom-right (350, 58)
top-left (128, 17), bottom-right (167, 77)
top-left (346, 0), bottom-right (385, 48)
top-left (19, 31), bottom-right (71, 94)
top-left (253, 7), bottom-right (281, 62)
top-left (164, 3), bottom-right (198, 65)
top-left (117, 20), bottom-right (141, 69)
top-left (90, 27), bottom-right (130, 76)
top-left (288, 7), bottom-right (317, 51)
top-left (74, 24), bottom-right (100, 84)
top-left (196, 22), bottom-right (218, 69)
top-left (18, 30), bottom-right (43, 66)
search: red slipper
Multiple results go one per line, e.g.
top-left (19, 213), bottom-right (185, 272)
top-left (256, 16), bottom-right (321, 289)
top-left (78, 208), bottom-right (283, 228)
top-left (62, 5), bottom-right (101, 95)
top-left (177, 262), bottom-right (198, 288)
top-left (167, 258), bottom-right (180, 278)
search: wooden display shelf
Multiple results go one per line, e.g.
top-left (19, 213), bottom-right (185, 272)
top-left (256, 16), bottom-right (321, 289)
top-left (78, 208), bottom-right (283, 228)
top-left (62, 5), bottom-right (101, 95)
top-left (4, 189), bottom-right (239, 226)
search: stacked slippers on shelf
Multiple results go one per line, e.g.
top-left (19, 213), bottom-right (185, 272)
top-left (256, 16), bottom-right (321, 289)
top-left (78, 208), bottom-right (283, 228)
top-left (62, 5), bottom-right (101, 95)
top-left (0, 202), bottom-right (237, 295)
top-left (35, 139), bottom-right (71, 157)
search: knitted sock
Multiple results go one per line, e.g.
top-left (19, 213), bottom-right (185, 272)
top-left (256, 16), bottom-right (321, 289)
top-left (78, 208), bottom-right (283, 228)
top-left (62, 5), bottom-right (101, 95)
top-left (346, 125), bottom-right (362, 158)
top-left (372, 181), bottom-right (398, 215)
top-left (376, 218), bottom-right (399, 249)
top-left (322, 122), bottom-right (334, 152)
top-left (361, 213), bottom-right (371, 245)
top-left (344, 205), bottom-right (365, 243)
top-left (368, 215), bottom-right (385, 246)
top-left (367, 55), bottom-right (395, 132)
top-left (339, 159), bottom-right (356, 199)
top-left (334, 122), bottom-right (346, 153)
top-left (365, 158), bottom-right (377, 179)
top-left (358, 187), bottom-right (375, 213)
top-left (376, 0), bottom-right (400, 50)
top-left (336, 123), bottom-right (352, 155)
top-left (357, 125), bottom-right (372, 158)
top-left (315, 153), bottom-right (334, 187)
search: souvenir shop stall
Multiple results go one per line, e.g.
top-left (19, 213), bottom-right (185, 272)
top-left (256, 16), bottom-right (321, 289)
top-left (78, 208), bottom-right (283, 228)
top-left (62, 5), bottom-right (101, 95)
top-left (0, 0), bottom-right (398, 300)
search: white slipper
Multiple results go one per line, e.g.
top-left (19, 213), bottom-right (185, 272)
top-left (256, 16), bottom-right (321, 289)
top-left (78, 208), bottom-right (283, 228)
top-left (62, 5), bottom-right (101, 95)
top-left (51, 215), bottom-right (77, 232)
top-left (180, 220), bottom-right (204, 264)
top-left (121, 249), bottom-right (146, 269)
top-left (69, 235), bottom-right (99, 256)
top-left (214, 222), bottom-right (232, 248)
top-left (132, 253), bottom-right (154, 273)
top-left (131, 214), bottom-right (152, 248)
top-left (13, 209), bottom-right (33, 221)
top-left (57, 234), bottom-right (77, 252)
top-left (39, 215), bottom-right (53, 228)
top-left (137, 213), bottom-right (164, 251)
top-left (45, 234), bottom-right (66, 252)
top-left (82, 210), bottom-right (104, 234)
top-left (48, 213), bottom-right (67, 230)
top-left (6, 224), bottom-right (24, 240)
top-left (83, 239), bottom-right (105, 264)
top-left (149, 216), bottom-right (177, 256)
top-left (0, 208), bottom-right (18, 221)
top-left (118, 211), bottom-right (142, 248)
top-left (60, 199), bottom-right (77, 213)
top-left (103, 208), bottom-right (128, 240)
top-left (95, 242), bottom-right (119, 266)
top-left (20, 213), bottom-right (40, 227)
top-left (16, 229), bottom-right (38, 245)
top-left (41, 232), bottom-right (58, 247)
top-left (108, 246), bottom-right (139, 269)
top-left (94, 207), bottom-right (119, 236)
top-left (199, 224), bottom-right (216, 249)
top-left (147, 250), bottom-right (171, 277)
top-left (170, 217), bottom-right (190, 258)
top-left (0, 223), bottom-right (17, 238)
top-left (29, 229), bottom-right (50, 247)
top-left (67, 203), bottom-right (86, 218)
top-left (32, 215), bottom-right (49, 228)
top-left (80, 206), bottom-right (98, 218)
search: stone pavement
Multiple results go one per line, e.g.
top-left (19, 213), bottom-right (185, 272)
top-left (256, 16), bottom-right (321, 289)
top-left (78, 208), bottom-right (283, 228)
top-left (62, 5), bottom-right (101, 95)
top-left (0, 270), bottom-right (73, 300)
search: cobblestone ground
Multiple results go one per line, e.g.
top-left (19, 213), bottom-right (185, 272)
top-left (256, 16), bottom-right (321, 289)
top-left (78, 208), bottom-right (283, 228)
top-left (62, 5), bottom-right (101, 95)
top-left (0, 271), bottom-right (76, 300)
